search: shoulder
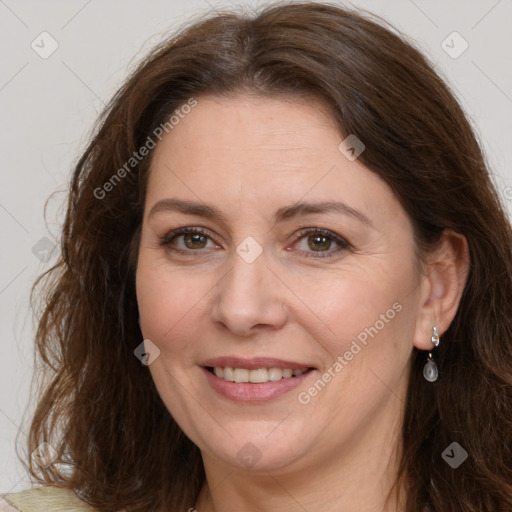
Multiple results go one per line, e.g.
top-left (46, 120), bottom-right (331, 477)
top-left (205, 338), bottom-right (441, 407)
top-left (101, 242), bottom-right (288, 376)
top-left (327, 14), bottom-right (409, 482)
top-left (0, 497), bottom-right (18, 512)
top-left (0, 486), bottom-right (98, 511)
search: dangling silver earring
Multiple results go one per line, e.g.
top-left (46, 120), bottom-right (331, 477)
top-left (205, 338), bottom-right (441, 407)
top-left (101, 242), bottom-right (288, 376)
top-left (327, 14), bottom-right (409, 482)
top-left (423, 326), bottom-right (440, 382)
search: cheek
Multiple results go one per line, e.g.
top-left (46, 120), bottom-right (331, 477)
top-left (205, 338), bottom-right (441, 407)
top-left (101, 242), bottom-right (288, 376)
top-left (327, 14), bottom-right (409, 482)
top-left (135, 255), bottom-right (208, 354)
top-left (296, 275), bottom-right (417, 433)
top-left (305, 260), bottom-right (417, 378)
top-left (135, 257), bottom-right (211, 428)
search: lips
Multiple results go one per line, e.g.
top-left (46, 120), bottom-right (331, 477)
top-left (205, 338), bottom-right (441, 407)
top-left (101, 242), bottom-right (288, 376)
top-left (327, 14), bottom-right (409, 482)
top-left (199, 356), bottom-right (316, 402)
top-left (200, 356), bottom-right (314, 371)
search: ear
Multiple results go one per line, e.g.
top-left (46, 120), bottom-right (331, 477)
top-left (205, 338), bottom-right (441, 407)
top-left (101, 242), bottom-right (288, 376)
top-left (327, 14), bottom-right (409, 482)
top-left (413, 229), bottom-right (470, 350)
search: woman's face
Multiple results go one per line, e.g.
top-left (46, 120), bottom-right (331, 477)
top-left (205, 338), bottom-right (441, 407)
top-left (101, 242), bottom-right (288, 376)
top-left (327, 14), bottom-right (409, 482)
top-left (136, 94), bottom-right (427, 475)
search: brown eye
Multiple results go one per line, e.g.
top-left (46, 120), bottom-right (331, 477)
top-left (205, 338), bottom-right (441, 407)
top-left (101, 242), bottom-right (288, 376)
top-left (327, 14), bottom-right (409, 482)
top-left (161, 227), bottom-right (218, 252)
top-left (307, 234), bottom-right (332, 252)
top-left (182, 232), bottom-right (208, 249)
top-left (294, 228), bottom-right (350, 258)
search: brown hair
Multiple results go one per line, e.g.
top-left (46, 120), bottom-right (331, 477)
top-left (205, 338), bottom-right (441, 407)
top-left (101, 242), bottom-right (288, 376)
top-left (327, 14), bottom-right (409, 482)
top-left (24, 2), bottom-right (512, 511)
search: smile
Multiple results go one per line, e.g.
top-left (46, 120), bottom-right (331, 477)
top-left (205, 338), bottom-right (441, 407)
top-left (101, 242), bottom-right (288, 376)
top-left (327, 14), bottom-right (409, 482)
top-left (207, 366), bottom-right (309, 383)
top-left (199, 357), bottom-right (317, 402)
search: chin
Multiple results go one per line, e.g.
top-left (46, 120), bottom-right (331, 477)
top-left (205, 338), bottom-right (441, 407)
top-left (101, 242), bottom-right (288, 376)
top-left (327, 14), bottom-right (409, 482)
top-left (194, 418), bottom-right (316, 473)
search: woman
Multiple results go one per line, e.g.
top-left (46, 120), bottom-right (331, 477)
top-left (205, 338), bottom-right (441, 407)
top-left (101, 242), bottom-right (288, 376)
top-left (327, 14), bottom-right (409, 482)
top-left (2, 2), bottom-right (511, 511)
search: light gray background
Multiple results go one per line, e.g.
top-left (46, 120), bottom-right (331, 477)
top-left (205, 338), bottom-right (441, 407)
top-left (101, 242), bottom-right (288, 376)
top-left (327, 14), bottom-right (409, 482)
top-left (1, 0), bottom-right (511, 493)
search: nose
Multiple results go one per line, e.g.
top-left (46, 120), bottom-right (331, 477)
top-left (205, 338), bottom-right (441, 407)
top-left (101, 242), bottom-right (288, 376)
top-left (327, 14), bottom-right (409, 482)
top-left (210, 249), bottom-right (288, 337)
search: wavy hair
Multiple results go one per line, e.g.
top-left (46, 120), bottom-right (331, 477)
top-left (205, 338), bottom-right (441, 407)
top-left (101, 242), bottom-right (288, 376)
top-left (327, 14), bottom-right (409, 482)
top-left (24, 2), bottom-right (512, 511)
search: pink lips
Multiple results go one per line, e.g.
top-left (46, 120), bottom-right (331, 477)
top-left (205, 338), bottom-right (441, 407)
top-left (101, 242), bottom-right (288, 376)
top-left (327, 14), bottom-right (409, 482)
top-left (199, 356), bottom-right (316, 403)
top-left (200, 356), bottom-right (311, 370)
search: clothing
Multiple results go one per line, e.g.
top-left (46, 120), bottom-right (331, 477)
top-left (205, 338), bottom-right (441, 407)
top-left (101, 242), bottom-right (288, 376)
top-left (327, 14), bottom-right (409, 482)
top-left (0, 486), bottom-right (96, 511)
top-left (1, 485), bottom-right (433, 511)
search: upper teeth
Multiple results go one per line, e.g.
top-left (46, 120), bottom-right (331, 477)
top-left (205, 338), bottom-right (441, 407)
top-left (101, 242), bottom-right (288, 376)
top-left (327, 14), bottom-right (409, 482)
top-left (213, 367), bottom-right (307, 383)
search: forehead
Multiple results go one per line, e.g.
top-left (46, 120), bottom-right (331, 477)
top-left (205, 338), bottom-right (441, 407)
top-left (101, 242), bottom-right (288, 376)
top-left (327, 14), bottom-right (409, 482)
top-left (151, 93), bottom-right (340, 163)
top-left (145, 94), bottom-right (403, 229)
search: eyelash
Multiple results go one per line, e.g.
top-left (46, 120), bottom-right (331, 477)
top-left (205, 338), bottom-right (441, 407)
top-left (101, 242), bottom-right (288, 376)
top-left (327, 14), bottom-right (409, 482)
top-left (160, 226), bottom-right (351, 259)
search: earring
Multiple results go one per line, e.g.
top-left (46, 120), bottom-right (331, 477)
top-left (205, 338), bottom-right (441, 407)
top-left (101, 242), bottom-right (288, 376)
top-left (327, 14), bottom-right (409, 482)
top-left (423, 326), bottom-right (440, 382)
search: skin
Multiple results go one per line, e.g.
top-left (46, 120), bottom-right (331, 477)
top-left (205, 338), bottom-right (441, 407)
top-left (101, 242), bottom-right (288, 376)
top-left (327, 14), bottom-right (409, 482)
top-left (135, 94), bottom-right (469, 512)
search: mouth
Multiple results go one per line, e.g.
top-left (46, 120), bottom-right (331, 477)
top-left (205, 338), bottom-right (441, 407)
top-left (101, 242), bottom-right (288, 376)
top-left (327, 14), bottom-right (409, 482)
top-left (199, 357), bottom-right (317, 403)
top-left (204, 366), bottom-right (314, 383)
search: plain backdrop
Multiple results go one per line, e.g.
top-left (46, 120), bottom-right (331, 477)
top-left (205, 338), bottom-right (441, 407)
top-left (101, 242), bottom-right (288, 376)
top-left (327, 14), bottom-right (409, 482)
top-left (1, 0), bottom-right (511, 493)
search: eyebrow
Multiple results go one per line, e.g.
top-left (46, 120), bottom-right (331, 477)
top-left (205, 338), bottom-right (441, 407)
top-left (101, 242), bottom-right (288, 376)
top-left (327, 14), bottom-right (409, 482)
top-left (148, 198), bottom-right (373, 227)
